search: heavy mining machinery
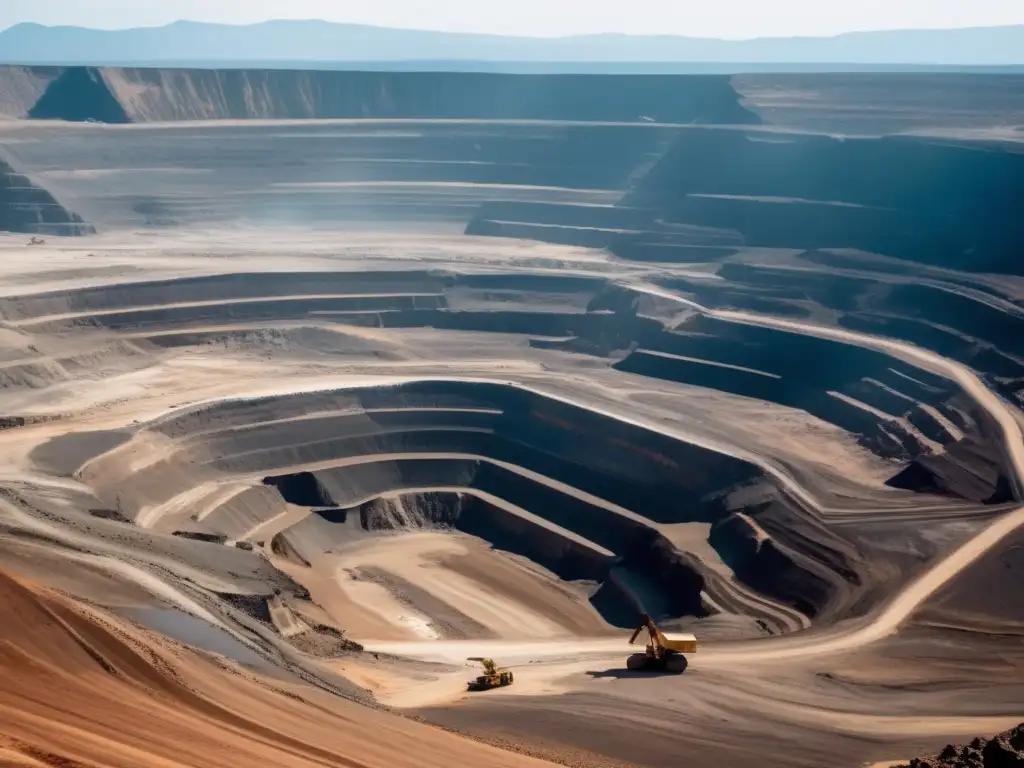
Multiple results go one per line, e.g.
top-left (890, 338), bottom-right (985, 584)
top-left (466, 657), bottom-right (514, 691)
top-left (626, 613), bottom-right (697, 673)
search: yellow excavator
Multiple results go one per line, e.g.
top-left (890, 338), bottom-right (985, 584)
top-left (466, 657), bottom-right (514, 691)
top-left (626, 613), bottom-right (697, 674)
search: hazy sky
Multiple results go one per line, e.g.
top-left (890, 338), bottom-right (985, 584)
top-left (2, 0), bottom-right (1023, 38)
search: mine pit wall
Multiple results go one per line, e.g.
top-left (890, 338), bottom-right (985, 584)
top-left (703, 264), bottom-right (1024, 390)
top-left (277, 479), bottom-right (705, 627)
top-left (28, 67), bottom-right (130, 123)
top-left (619, 129), bottom-right (1024, 274)
top-left (488, 389), bottom-right (762, 522)
top-left (733, 73), bottom-right (1024, 134)
top-left (53, 376), bottom-right (887, 626)
top-left (616, 350), bottom-right (929, 460)
top-left (0, 66), bottom-right (57, 119)
top-left (0, 118), bottom-right (674, 231)
top-left (470, 128), bottom-right (1023, 276)
top-left (357, 492), bottom-right (464, 532)
top-left (180, 487), bottom-right (290, 540)
top-left (155, 379), bottom-right (764, 527)
top-left (616, 312), bottom-right (985, 454)
top-left (264, 472), bottom-right (334, 507)
top-left (23, 294), bottom-right (445, 335)
top-left (710, 512), bottom-right (847, 619)
top-left (0, 158), bottom-right (92, 236)
top-left (315, 460), bottom-right (482, 510)
top-left (0, 271), bottom-right (453, 322)
top-left (887, 414), bottom-right (1019, 503)
top-left (136, 379), bottom-right (869, 623)
top-left (351, 490), bottom-right (615, 585)
top-left (5, 65), bottom-right (761, 124)
top-left (7, 68), bottom-right (1024, 133)
top-left (0, 66), bottom-right (759, 233)
top-left (11, 269), bottom-right (1013, 504)
top-left (260, 472), bottom-right (707, 627)
top-left (6, 66), bottom-right (1024, 276)
top-left (616, 332), bottom-right (1014, 503)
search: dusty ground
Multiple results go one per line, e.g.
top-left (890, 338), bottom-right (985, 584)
top-left (0, 567), bottom-right (556, 768)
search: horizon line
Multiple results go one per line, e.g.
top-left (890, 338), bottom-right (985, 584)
top-left (2, 18), bottom-right (1023, 42)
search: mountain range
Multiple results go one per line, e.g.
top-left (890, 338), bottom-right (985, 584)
top-left (0, 20), bottom-right (1022, 66)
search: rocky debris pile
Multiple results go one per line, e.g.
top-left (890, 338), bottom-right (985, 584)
top-left (288, 623), bottom-right (364, 657)
top-left (899, 724), bottom-right (1024, 767)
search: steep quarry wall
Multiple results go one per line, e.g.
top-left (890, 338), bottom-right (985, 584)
top-left (3, 66), bottom-right (761, 124)
top-left (0, 65), bottom-right (57, 119)
top-left (0, 118), bottom-right (672, 231)
top-left (614, 313), bottom-right (981, 462)
top-left (710, 512), bottom-right (848, 618)
top-left (28, 67), bottom-right (130, 123)
top-left (701, 263), bottom-right (1024, 386)
top-left (470, 128), bottom-right (1024, 274)
top-left (734, 73), bottom-right (1024, 134)
top-left (8, 65), bottom-right (1021, 270)
top-left (70, 377), bottom-right (892, 629)
top-left (0, 158), bottom-right (92, 235)
top-left (620, 129), bottom-right (1024, 274)
top-left (8, 66), bottom-right (1023, 132)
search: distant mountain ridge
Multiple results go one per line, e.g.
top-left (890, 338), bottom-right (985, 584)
top-left (0, 20), bottom-right (1022, 66)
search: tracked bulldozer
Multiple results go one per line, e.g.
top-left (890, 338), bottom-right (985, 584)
top-left (626, 613), bottom-right (697, 674)
top-left (466, 657), bottom-right (514, 691)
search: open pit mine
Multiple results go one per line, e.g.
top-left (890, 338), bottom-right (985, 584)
top-left (0, 66), bottom-right (1022, 768)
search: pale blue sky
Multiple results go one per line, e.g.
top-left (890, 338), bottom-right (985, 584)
top-left (2, 0), bottom-right (1023, 38)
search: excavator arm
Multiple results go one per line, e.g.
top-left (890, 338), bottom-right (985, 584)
top-left (628, 613), bottom-right (663, 652)
top-left (467, 657), bottom-right (497, 675)
top-left (625, 614), bottom-right (694, 673)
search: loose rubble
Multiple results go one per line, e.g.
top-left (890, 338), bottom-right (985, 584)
top-left (898, 724), bottom-right (1024, 768)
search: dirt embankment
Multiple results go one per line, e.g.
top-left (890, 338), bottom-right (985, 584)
top-left (0, 567), bottom-right (553, 768)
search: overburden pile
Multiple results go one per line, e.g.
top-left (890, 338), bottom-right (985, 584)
top-left (899, 724), bottom-right (1024, 768)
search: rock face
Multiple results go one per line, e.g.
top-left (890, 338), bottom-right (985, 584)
top-left (12, 65), bottom-right (761, 124)
top-left (619, 130), bottom-right (1024, 275)
top-left (0, 158), bottom-right (93, 235)
top-left (898, 724), bottom-right (1024, 767)
top-left (27, 67), bottom-right (130, 123)
top-left (0, 65), bottom-right (57, 118)
top-left (886, 435), bottom-right (1016, 504)
top-left (709, 512), bottom-right (843, 618)
top-left (468, 128), bottom-right (1024, 275)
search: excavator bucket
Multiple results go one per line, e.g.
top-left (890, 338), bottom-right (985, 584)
top-left (629, 613), bottom-right (659, 646)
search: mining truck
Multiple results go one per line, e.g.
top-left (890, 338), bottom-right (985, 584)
top-left (626, 613), bottom-right (697, 673)
top-left (466, 657), bottom-right (514, 690)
